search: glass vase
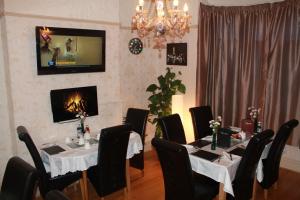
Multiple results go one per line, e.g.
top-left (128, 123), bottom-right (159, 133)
top-left (211, 129), bottom-right (217, 150)
top-left (80, 121), bottom-right (85, 134)
top-left (253, 118), bottom-right (258, 134)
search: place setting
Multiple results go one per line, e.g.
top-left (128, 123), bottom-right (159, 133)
top-left (65, 132), bottom-right (100, 150)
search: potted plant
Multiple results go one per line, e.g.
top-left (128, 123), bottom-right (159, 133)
top-left (146, 67), bottom-right (186, 138)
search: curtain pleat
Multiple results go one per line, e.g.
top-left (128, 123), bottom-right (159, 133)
top-left (196, 0), bottom-right (300, 145)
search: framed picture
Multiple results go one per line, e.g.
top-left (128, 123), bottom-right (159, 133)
top-left (36, 26), bottom-right (106, 75)
top-left (166, 43), bottom-right (187, 66)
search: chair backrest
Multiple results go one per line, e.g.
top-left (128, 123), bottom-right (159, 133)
top-left (261, 119), bottom-right (299, 188)
top-left (17, 126), bottom-right (48, 195)
top-left (158, 114), bottom-right (187, 144)
top-left (1, 156), bottom-right (38, 200)
top-left (45, 190), bottom-right (70, 200)
top-left (96, 124), bottom-right (131, 196)
top-left (233, 129), bottom-right (274, 200)
top-left (151, 138), bottom-right (194, 200)
top-left (125, 108), bottom-right (149, 145)
top-left (189, 106), bottom-right (213, 140)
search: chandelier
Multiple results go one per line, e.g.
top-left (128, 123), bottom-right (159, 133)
top-left (131, 0), bottom-right (191, 52)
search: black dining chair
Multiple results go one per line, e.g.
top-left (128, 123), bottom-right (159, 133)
top-left (151, 138), bottom-right (219, 200)
top-left (228, 129), bottom-right (274, 200)
top-left (189, 106), bottom-right (213, 140)
top-left (17, 126), bottom-right (82, 198)
top-left (124, 108), bottom-right (149, 173)
top-left (87, 124), bottom-right (131, 199)
top-left (258, 119), bottom-right (299, 199)
top-left (0, 156), bottom-right (38, 200)
top-left (158, 113), bottom-right (187, 144)
top-left (45, 190), bottom-right (70, 200)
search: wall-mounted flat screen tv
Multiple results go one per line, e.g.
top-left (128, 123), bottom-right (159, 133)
top-left (50, 86), bottom-right (98, 122)
top-left (36, 26), bottom-right (105, 75)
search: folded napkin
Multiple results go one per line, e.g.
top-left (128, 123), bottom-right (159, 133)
top-left (240, 131), bottom-right (246, 139)
top-left (202, 135), bottom-right (213, 142)
top-left (222, 151), bottom-right (233, 161)
top-left (67, 143), bottom-right (82, 149)
top-left (183, 144), bottom-right (197, 154)
top-left (217, 151), bottom-right (240, 165)
top-left (88, 138), bottom-right (98, 145)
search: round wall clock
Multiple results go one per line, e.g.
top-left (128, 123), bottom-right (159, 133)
top-left (128, 38), bottom-right (143, 55)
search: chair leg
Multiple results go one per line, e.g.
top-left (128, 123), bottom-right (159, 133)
top-left (82, 171), bottom-right (89, 200)
top-left (126, 160), bottom-right (131, 192)
top-left (73, 181), bottom-right (78, 191)
top-left (218, 183), bottom-right (226, 200)
top-left (264, 189), bottom-right (268, 200)
top-left (141, 169), bottom-right (144, 177)
top-left (274, 181), bottom-right (278, 190)
top-left (79, 179), bottom-right (85, 200)
top-left (124, 188), bottom-right (128, 199)
top-left (33, 182), bottom-right (39, 200)
top-left (252, 179), bottom-right (257, 200)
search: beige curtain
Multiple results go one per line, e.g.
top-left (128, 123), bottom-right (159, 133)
top-left (196, 0), bottom-right (300, 145)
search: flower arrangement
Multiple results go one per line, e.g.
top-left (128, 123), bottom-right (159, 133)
top-left (209, 116), bottom-right (222, 133)
top-left (248, 107), bottom-right (261, 120)
top-left (209, 116), bottom-right (222, 150)
top-left (76, 111), bottom-right (88, 133)
top-left (248, 106), bottom-right (261, 134)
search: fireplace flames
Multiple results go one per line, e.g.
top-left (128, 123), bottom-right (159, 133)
top-left (64, 92), bottom-right (87, 114)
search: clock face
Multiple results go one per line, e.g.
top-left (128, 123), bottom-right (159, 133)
top-left (128, 38), bottom-right (143, 55)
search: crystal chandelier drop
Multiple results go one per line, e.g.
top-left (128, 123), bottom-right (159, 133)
top-left (131, 0), bottom-right (191, 52)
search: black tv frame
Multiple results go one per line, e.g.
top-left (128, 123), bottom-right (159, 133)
top-left (36, 26), bottom-right (106, 75)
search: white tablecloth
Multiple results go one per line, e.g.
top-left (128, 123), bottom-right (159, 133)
top-left (188, 137), bottom-right (271, 197)
top-left (41, 131), bottom-right (143, 178)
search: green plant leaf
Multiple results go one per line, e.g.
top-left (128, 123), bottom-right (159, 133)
top-left (146, 84), bottom-right (158, 92)
top-left (145, 67), bottom-right (186, 130)
top-left (149, 95), bottom-right (160, 104)
top-left (170, 72), bottom-right (176, 79)
top-left (178, 84), bottom-right (186, 94)
top-left (171, 79), bottom-right (181, 87)
top-left (158, 75), bottom-right (165, 87)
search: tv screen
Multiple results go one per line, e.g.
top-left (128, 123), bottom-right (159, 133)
top-left (50, 86), bottom-right (98, 122)
top-left (36, 26), bottom-right (105, 75)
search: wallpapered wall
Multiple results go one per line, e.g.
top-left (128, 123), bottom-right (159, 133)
top-left (0, 0), bottom-right (122, 181)
top-left (0, 0), bottom-right (286, 181)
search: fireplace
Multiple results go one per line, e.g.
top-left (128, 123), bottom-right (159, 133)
top-left (50, 86), bottom-right (98, 122)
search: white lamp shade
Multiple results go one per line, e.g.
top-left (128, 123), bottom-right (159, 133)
top-left (172, 95), bottom-right (184, 115)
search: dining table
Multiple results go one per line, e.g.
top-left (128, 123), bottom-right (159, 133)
top-left (40, 131), bottom-right (143, 200)
top-left (185, 133), bottom-right (272, 200)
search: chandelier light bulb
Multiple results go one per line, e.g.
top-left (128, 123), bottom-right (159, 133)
top-left (173, 0), bottom-right (179, 7)
top-left (183, 3), bottom-right (188, 12)
top-left (139, 0), bottom-right (144, 7)
top-left (136, 5), bottom-right (140, 12)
